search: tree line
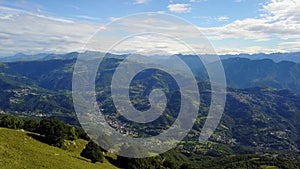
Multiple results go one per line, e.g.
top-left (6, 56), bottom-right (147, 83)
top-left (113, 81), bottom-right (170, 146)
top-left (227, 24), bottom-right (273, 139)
top-left (2, 115), bottom-right (298, 168)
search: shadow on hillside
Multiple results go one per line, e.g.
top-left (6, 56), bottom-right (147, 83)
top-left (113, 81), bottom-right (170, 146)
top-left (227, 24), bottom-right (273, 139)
top-left (105, 156), bottom-right (121, 168)
top-left (26, 133), bottom-right (48, 144)
top-left (70, 155), bottom-right (90, 162)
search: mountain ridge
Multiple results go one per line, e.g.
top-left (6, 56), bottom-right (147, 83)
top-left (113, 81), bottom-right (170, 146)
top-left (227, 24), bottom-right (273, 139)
top-left (1, 51), bottom-right (300, 63)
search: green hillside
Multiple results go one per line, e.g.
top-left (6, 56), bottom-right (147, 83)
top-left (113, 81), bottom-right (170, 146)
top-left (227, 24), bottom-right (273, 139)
top-left (0, 127), bottom-right (118, 169)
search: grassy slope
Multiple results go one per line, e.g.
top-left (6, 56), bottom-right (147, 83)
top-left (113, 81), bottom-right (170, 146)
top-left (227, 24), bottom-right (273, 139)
top-left (0, 128), bottom-right (118, 169)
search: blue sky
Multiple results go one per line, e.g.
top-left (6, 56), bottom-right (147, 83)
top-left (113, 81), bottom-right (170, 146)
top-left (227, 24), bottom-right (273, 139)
top-left (0, 0), bottom-right (262, 26)
top-left (0, 0), bottom-right (299, 55)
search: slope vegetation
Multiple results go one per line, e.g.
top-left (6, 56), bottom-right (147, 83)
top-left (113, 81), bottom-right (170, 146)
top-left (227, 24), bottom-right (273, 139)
top-left (0, 128), bottom-right (118, 169)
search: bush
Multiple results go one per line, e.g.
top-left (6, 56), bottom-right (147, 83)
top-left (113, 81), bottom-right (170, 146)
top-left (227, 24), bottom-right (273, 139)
top-left (80, 140), bottom-right (104, 163)
top-left (39, 119), bottom-right (65, 147)
top-left (0, 115), bottom-right (24, 129)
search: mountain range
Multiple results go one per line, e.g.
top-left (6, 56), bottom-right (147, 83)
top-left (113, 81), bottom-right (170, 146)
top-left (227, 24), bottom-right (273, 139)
top-left (1, 52), bottom-right (300, 167)
top-left (1, 51), bottom-right (300, 63)
top-left (1, 52), bottom-right (300, 93)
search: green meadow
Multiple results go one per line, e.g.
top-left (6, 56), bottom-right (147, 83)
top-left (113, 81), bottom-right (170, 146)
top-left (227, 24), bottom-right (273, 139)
top-left (0, 128), bottom-right (118, 169)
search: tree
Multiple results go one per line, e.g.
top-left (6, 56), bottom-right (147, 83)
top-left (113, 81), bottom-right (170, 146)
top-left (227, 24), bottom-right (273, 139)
top-left (39, 119), bottom-right (65, 147)
top-left (163, 160), bottom-right (179, 169)
top-left (24, 119), bottom-right (39, 132)
top-left (64, 124), bottom-right (77, 140)
top-left (116, 145), bottom-right (163, 169)
top-left (0, 116), bottom-right (24, 129)
top-left (180, 163), bottom-right (196, 169)
top-left (80, 140), bottom-right (104, 163)
top-left (76, 127), bottom-right (90, 141)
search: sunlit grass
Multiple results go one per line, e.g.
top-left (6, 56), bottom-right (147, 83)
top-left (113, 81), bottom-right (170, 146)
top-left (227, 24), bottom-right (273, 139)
top-left (0, 128), bottom-right (118, 169)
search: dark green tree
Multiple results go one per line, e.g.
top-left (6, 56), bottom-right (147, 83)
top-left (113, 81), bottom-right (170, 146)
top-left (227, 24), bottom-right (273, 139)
top-left (24, 119), bottom-right (39, 132)
top-left (0, 115), bottom-right (24, 129)
top-left (80, 140), bottom-right (104, 163)
top-left (39, 119), bottom-right (65, 147)
top-left (76, 127), bottom-right (90, 141)
top-left (116, 145), bottom-right (164, 169)
top-left (64, 124), bottom-right (77, 140)
top-left (163, 160), bottom-right (179, 169)
top-left (180, 163), bottom-right (196, 169)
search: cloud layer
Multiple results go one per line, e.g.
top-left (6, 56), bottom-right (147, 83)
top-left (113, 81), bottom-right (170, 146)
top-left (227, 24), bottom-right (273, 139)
top-left (198, 0), bottom-right (300, 54)
top-left (0, 0), bottom-right (300, 55)
top-left (134, 0), bottom-right (150, 4)
top-left (0, 6), bottom-right (99, 55)
top-left (167, 4), bottom-right (192, 13)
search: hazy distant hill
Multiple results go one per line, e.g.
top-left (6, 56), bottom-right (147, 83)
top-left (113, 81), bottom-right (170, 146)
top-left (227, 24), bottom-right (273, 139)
top-left (0, 52), bottom-right (78, 62)
top-left (0, 53), bottom-right (50, 62)
top-left (219, 52), bottom-right (300, 63)
top-left (221, 58), bottom-right (300, 93)
top-left (1, 53), bottom-right (300, 93)
top-left (1, 51), bottom-right (300, 63)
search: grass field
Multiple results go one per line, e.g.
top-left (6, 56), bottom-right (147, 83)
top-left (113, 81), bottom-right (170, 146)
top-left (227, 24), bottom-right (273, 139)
top-left (0, 128), bottom-right (118, 169)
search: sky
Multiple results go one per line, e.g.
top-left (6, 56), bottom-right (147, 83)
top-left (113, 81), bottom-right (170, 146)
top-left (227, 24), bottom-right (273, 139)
top-left (0, 0), bottom-right (299, 56)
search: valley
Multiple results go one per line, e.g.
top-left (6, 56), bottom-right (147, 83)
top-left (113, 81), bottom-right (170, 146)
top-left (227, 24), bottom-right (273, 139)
top-left (1, 52), bottom-right (300, 168)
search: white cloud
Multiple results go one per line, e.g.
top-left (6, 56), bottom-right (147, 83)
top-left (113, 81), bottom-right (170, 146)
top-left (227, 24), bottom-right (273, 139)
top-left (134, 0), bottom-right (149, 4)
top-left (215, 46), bottom-right (286, 55)
top-left (216, 16), bottom-right (229, 22)
top-left (0, 13), bottom-right (14, 20)
top-left (0, 6), bottom-right (99, 56)
top-left (0, 0), bottom-right (44, 12)
top-left (262, 0), bottom-right (299, 22)
top-left (109, 17), bottom-right (121, 22)
top-left (109, 34), bottom-right (192, 55)
top-left (83, 14), bottom-right (217, 55)
top-left (167, 4), bottom-right (191, 13)
top-left (156, 11), bottom-right (166, 14)
top-left (34, 14), bottom-right (75, 23)
top-left (199, 0), bottom-right (300, 41)
top-left (1, 0), bottom-right (300, 56)
top-left (76, 15), bottom-right (101, 21)
top-left (189, 0), bottom-right (207, 2)
top-left (279, 41), bottom-right (300, 52)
